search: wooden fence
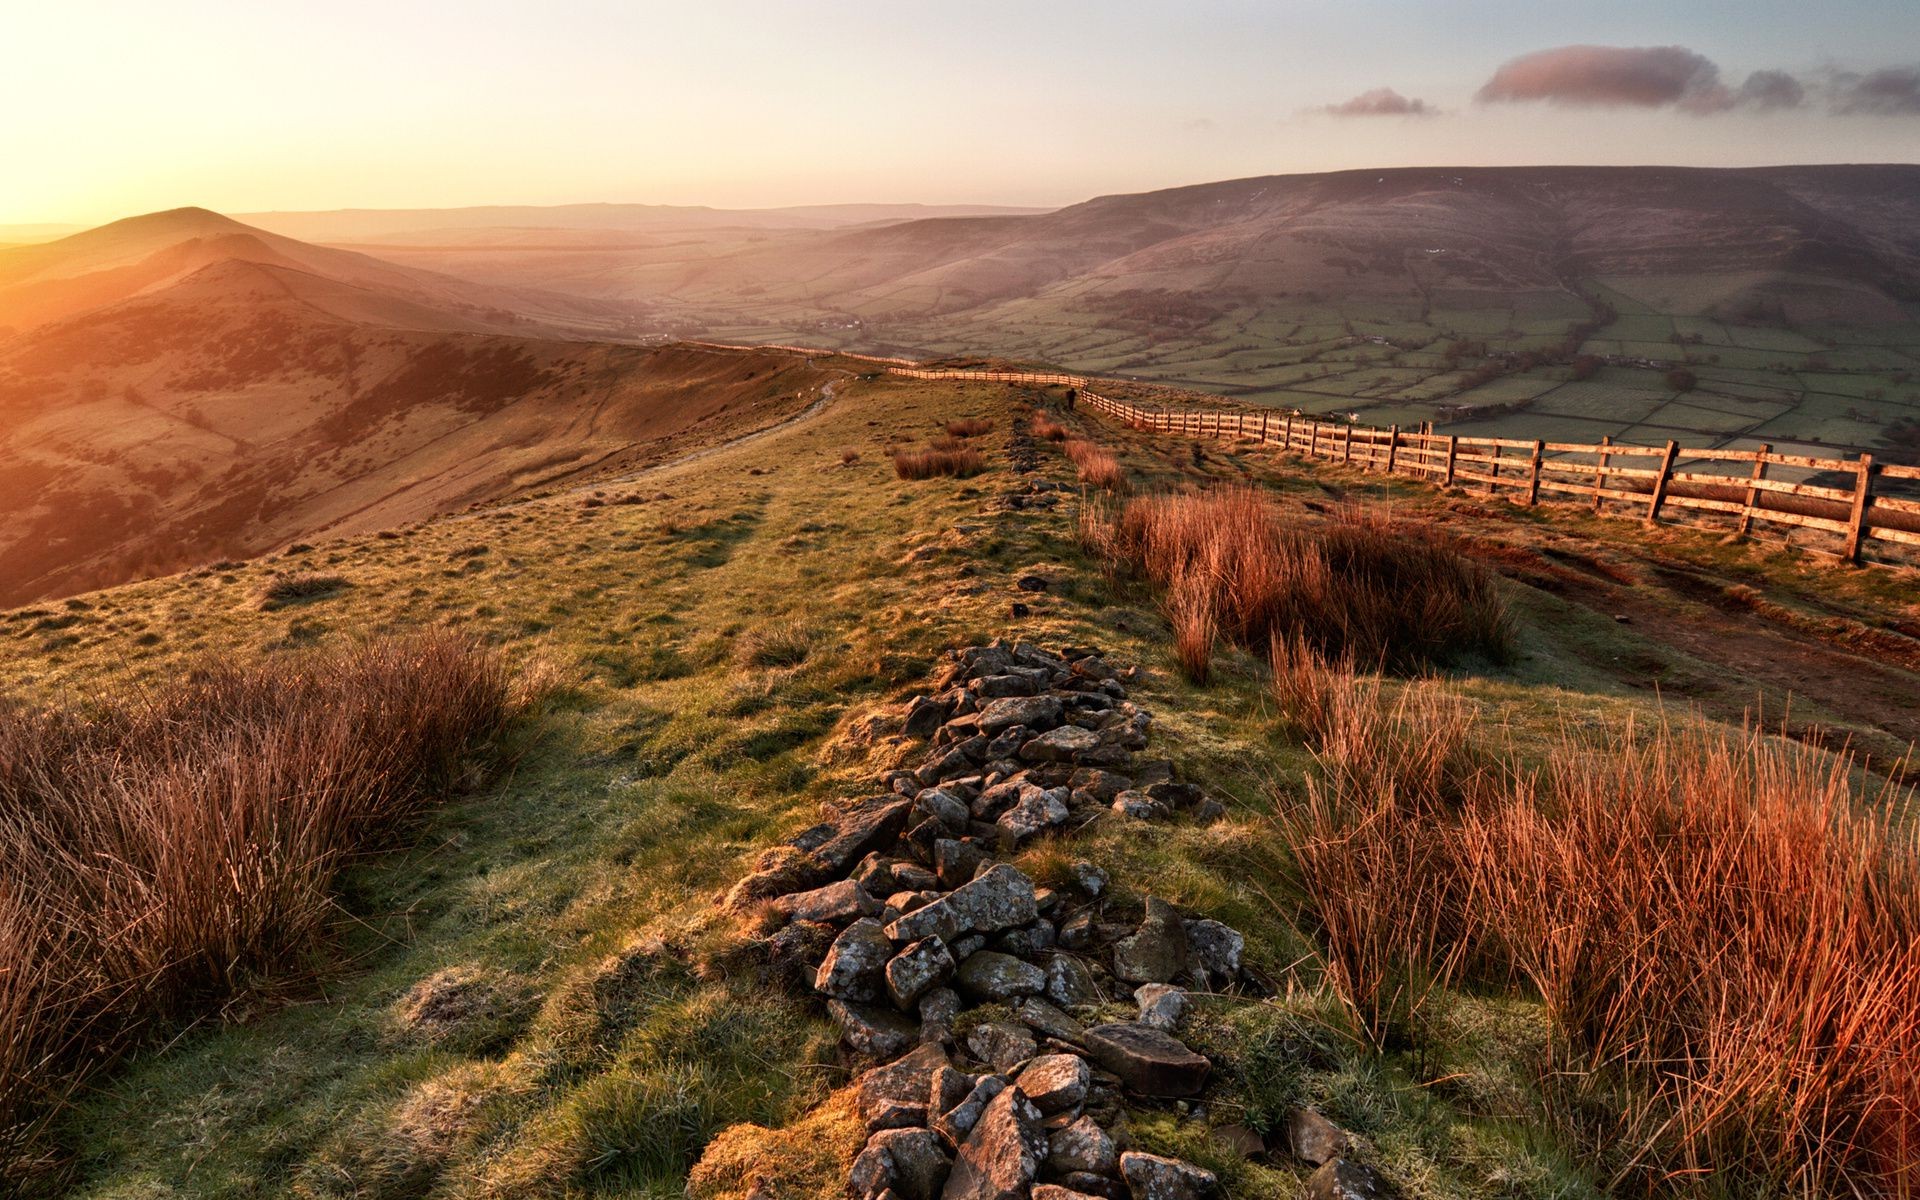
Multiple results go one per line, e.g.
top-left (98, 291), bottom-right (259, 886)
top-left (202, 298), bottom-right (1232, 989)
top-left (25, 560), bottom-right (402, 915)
top-left (885, 365), bottom-right (1920, 568)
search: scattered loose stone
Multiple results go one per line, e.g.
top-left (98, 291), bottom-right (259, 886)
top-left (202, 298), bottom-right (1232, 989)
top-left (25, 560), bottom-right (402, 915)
top-left (1045, 956), bottom-right (1101, 1008)
top-left (950, 1087), bottom-right (1050, 1199)
top-left (1134, 983), bottom-right (1187, 1031)
top-left (816, 918), bottom-right (894, 1002)
top-left (954, 951), bottom-right (1046, 1003)
top-left (1015, 1053), bottom-right (1090, 1114)
top-left (967, 1021), bottom-right (1038, 1073)
top-left (1287, 1107), bottom-right (1354, 1166)
top-left (1308, 1158), bottom-right (1396, 1200)
top-left (1112, 899), bottom-right (1189, 985)
top-left (1083, 1023), bottom-right (1211, 1096)
top-left (1119, 1151), bottom-right (1219, 1199)
top-left (1047, 1114), bottom-right (1119, 1175)
top-left (887, 939), bottom-right (958, 1010)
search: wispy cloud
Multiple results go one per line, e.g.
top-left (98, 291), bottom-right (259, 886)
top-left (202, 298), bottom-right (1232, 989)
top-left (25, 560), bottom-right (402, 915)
top-left (1475, 45), bottom-right (1918, 118)
top-left (1829, 66), bottom-right (1920, 115)
top-left (1317, 87), bottom-right (1437, 118)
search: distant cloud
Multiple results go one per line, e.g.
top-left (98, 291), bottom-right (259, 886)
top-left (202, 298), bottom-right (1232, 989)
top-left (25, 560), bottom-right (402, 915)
top-left (1319, 88), bottom-right (1436, 118)
top-left (1829, 66), bottom-right (1920, 115)
top-left (1477, 45), bottom-right (1721, 109)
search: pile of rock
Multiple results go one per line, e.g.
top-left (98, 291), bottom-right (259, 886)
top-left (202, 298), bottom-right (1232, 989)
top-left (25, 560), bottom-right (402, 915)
top-left (726, 641), bottom-right (1246, 1200)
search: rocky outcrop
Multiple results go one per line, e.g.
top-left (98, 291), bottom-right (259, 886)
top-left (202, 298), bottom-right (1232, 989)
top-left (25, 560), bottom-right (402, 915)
top-left (713, 640), bottom-right (1249, 1199)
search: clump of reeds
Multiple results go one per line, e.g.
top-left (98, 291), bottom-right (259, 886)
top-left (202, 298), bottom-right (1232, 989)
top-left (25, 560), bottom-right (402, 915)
top-left (1063, 439), bottom-right (1128, 492)
top-left (0, 633), bottom-right (543, 1177)
top-left (892, 445), bottom-right (986, 480)
top-left (945, 418), bottom-right (995, 438)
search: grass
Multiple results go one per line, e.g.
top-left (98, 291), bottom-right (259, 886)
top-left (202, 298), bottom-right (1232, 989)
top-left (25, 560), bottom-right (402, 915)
top-left (3, 362), bottom-right (1915, 1200)
top-left (891, 443), bottom-right (986, 479)
top-left (258, 571), bottom-right (348, 609)
top-left (1063, 437), bottom-right (1129, 492)
top-left (1031, 414), bottom-right (1069, 441)
top-left (944, 417), bottom-right (995, 438)
top-left (1273, 634), bottom-right (1920, 1194)
top-left (1084, 485), bottom-right (1513, 679)
top-left (0, 632), bottom-right (541, 1181)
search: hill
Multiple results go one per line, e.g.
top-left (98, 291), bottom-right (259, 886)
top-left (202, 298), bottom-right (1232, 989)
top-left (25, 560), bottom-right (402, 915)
top-left (0, 211), bottom-right (830, 606)
top-left (359, 166), bottom-right (1920, 454)
top-left (2, 362), bottom-right (1915, 1198)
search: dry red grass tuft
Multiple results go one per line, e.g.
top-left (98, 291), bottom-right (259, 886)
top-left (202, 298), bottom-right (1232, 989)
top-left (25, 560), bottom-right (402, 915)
top-left (1030, 415), bottom-right (1069, 442)
top-left (0, 633), bottom-right (542, 1174)
top-left (892, 445), bottom-right (985, 480)
top-left (945, 417), bottom-right (995, 438)
top-left (1063, 439), bottom-right (1129, 493)
top-left (1272, 651), bottom-right (1920, 1192)
top-left (1093, 486), bottom-right (1511, 678)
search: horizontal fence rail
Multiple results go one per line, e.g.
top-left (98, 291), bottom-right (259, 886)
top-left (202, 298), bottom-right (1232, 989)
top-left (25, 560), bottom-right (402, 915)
top-left (680, 342), bottom-right (1916, 568)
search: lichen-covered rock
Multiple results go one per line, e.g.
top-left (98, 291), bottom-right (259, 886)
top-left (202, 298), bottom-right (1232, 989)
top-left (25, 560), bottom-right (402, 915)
top-left (1308, 1158), bottom-right (1396, 1200)
top-left (966, 1021), bottom-right (1037, 1073)
top-left (1112, 899), bottom-right (1188, 985)
top-left (1045, 955), bottom-right (1101, 1008)
top-left (1046, 1114), bottom-right (1118, 1175)
top-left (1068, 862), bottom-right (1108, 897)
top-left (1119, 1152), bottom-right (1218, 1199)
top-left (953, 951), bottom-right (1045, 1003)
top-left (1109, 791), bottom-right (1164, 821)
top-left (1013, 996), bottom-right (1083, 1042)
top-left (919, 986), bottom-right (962, 1044)
top-left (816, 918), bottom-right (894, 1003)
top-left (979, 694), bottom-right (1064, 734)
top-left (941, 1087), bottom-right (1048, 1200)
top-left (885, 864), bottom-right (1037, 944)
top-left (887, 939), bottom-right (958, 1010)
top-left (1184, 919), bottom-right (1244, 988)
top-left (831, 999), bottom-right (920, 1061)
top-left (855, 1042), bottom-right (951, 1124)
top-left (1014, 1053), bottom-right (1089, 1115)
top-left (815, 797), bottom-right (916, 873)
top-left (773, 877), bottom-right (880, 925)
top-left (996, 785), bottom-right (1071, 842)
top-left (1134, 984), bottom-right (1187, 1031)
top-left (932, 1074), bottom-right (1007, 1147)
top-left (1082, 1023), bottom-right (1211, 1096)
top-left (1020, 725), bottom-right (1101, 763)
top-left (866, 1128), bottom-right (952, 1200)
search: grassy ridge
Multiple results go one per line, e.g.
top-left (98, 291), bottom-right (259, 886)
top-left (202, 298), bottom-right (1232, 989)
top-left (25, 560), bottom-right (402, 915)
top-left (0, 367), bottom-right (1913, 1198)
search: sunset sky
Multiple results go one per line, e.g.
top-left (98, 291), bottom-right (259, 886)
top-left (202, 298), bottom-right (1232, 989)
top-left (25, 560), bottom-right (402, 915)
top-left (5, 0), bottom-right (1918, 226)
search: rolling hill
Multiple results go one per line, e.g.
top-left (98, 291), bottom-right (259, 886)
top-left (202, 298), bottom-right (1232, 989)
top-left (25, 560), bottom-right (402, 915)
top-left (0, 211), bottom-right (827, 606)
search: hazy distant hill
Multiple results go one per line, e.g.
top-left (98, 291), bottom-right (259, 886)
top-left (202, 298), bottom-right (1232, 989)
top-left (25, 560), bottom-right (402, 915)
top-left (0, 211), bottom-right (825, 604)
top-left (239, 201), bottom-right (1053, 244)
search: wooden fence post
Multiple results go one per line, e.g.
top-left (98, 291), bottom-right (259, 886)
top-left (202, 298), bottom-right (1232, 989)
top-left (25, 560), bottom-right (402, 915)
top-left (1282, 413), bottom-right (1293, 452)
top-left (1594, 435), bottom-right (1612, 511)
top-left (1526, 440), bottom-right (1544, 506)
top-left (1844, 453), bottom-right (1875, 564)
top-left (1646, 440), bottom-right (1679, 522)
top-left (1738, 445), bottom-right (1770, 535)
top-left (1386, 425), bottom-right (1399, 475)
top-left (1444, 436), bottom-right (1458, 487)
top-left (1343, 424), bottom-right (1354, 464)
top-left (1486, 444), bottom-right (1500, 495)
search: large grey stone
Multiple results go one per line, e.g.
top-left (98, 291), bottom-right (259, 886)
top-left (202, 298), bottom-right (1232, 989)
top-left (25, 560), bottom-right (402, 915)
top-left (1119, 1152), bottom-right (1218, 1199)
top-left (932, 1074), bottom-right (1006, 1147)
top-left (1082, 1022), bottom-right (1211, 1097)
top-left (855, 1042), bottom-right (951, 1124)
top-left (940, 1087), bottom-right (1047, 1200)
top-left (815, 797), bottom-right (915, 873)
top-left (1015, 1053), bottom-right (1089, 1115)
top-left (1020, 725), bottom-right (1101, 763)
top-left (887, 939), bottom-right (958, 1010)
top-left (816, 918), bottom-right (894, 1003)
top-left (1112, 899), bottom-right (1188, 985)
top-left (978, 694), bottom-right (1063, 734)
top-left (773, 877), bottom-right (879, 924)
top-left (886, 864), bottom-right (1037, 944)
top-left (1013, 996), bottom-right (1083, 1042)
top-left (1135, 983), bottom-right (1187, 1031)
top-left (868, 1128), bottom-right (952, 1200)
top-left (831, 999), bottom-right (920, 1061)
top-left (1045, 955), bottom-right (1101, 1008)
top-left (1046, 1115), bottom-right (1118, 1175)
top-left (1286, 1107), bottom-right (1354, 1166)
top-left (1184, 919), bottom-right (1244, 988)
top-left (966, 1021), bottom-right (1037, 1073)
top-left (996, 785), bottom-right (1071, 842)
top-left (953, 951), bottom-right (1046, 1003)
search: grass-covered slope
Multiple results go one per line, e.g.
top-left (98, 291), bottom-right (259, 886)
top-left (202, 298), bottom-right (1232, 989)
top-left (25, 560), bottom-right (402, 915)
top-left (1, 355), bottom-right (1915, 1198)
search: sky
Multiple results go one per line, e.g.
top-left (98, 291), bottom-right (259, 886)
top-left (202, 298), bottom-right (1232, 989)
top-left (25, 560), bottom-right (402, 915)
top-left (3, 0), bottom-right (1918, 225)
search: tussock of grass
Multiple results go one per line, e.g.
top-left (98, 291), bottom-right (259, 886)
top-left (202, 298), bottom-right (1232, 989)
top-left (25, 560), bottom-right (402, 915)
top-left (0, 633), bottom-right (542, 1173)
top-left (1085, 485), bottom-right (1512, 679)
top-left (891, 444), bottom-right (985, 480)
top-left (1031, 414), bottom-right (1069, 442)
top-left (1064, 437), bottom-right (1129, 492)
top-left (258, 570), bottom-right (348, 609)
top-left (944, 417), bottom-right (995, 438)
top-left (735, 621), bottom-right (814, 670)
top-left (1274, 645), bottom-right (1920, 1192)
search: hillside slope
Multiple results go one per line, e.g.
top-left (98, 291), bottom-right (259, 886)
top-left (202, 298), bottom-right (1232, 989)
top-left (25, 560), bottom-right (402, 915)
top-left (2, 364), bottom-right (1914, 1199)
